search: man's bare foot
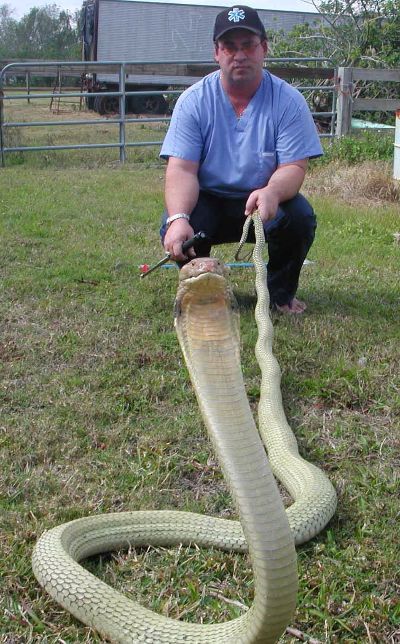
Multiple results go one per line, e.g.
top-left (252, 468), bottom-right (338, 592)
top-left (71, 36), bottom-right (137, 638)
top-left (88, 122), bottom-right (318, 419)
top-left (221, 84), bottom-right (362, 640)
top-left (275, 298), bottom-right (307, 315)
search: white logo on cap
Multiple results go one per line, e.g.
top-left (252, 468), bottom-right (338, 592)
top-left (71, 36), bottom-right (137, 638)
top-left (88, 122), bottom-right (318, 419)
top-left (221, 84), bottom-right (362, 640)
top-left (228, 7), bottom-right (245, 23)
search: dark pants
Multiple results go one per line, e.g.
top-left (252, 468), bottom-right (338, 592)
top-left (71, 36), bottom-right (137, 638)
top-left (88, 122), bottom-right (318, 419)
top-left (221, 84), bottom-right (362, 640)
top-left (160, 191), bottom-right (317, 307)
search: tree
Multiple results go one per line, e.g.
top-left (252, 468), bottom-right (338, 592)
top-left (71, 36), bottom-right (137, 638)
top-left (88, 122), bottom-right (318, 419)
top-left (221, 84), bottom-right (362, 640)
top-left (270, 0), bottom-right (400, 67)
top-left (268, 0), bottom-right (400, 125)
top-left (15, 4), bottom-right (81, 59)
top-left (0, 4), bottom-right (18, 58)
top-left (0, 3), bottom-right (81, 60)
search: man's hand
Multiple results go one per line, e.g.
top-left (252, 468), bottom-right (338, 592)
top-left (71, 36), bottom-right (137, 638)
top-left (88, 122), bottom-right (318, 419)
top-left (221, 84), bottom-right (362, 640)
top-left (245, 160), bottom-right (309, 223)
top-left (163, 219), bottom-right (196, 262)
top-left (245, 187), bottom-right (279, 223)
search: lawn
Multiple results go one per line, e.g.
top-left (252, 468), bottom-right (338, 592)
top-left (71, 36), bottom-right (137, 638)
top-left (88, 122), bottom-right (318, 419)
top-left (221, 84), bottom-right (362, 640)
top-left (0, 161), bottom-right (399, 643)
top-left (1, 93), bottom-right (169, 169)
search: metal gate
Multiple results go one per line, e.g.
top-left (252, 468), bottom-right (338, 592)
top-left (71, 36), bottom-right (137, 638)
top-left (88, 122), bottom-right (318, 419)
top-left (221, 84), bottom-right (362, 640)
top-left (0, 59), bottom-right (337, 167)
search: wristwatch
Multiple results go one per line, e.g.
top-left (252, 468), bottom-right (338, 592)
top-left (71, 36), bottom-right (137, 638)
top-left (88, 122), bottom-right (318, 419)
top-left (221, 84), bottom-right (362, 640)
top-left (166, 213), bottom-right (190, 227)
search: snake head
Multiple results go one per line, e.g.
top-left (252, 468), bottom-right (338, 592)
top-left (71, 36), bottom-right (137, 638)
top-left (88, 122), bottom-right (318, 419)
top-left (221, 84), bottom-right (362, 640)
top-left (178, 258), bottom-right (228, 281)
top-left (174, 257), bottom-right (234, 320)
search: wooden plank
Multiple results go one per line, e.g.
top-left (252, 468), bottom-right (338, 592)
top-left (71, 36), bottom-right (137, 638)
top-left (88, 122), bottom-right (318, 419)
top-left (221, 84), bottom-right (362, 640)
top-left (125, 63), bottom-right (336, 80)
top-left (1, 60), bottom-right (336, 81)
top-left (2, 65), bottom-right (84, 77)
top-left (336, 67), bottom-right (353, 136)
top-left (266, 66), bottom-right (335, 80)
top-left (3, 86), bottom-right (79, 92)
top-left (186, 63), bottom-right (218, 76)
top-left (125, 63), bottom-right (199, 76)
top-left (0, 60), bottom-right (330, 78)
top-left (394, 111), bottom-right (400, 179)
top-left (353, 98), bottom-right (400, 111)
top-left (352, 68), bottom-right (400, 82)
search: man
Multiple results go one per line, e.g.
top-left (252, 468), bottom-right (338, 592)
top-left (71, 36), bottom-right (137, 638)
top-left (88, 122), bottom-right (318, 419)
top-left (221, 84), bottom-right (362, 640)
top-left (160, 5), bottom-right (322, 314)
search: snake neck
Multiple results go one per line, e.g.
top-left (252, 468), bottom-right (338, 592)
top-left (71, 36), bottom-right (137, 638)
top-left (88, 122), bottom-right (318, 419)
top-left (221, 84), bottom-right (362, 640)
top-left (175, 257), bottom-right (298, 642)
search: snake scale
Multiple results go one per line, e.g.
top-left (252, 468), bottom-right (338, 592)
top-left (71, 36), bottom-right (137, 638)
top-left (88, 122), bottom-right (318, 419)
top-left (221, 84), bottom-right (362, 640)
top-left (32, 213), bottom-right (337, 643)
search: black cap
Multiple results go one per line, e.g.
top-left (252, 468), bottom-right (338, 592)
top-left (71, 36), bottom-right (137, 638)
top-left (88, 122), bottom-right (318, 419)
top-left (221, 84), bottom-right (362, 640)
top-left (213, 6), bottom-right (267, 42)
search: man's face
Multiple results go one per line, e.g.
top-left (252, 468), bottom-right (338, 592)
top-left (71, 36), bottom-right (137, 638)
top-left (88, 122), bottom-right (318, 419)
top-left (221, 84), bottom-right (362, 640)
top-left (214, 28), bottom-right (267, 86)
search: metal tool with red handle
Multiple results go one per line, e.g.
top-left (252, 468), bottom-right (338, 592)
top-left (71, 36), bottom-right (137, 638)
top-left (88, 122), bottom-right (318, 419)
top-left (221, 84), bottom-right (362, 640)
top-left (140, 231), bottom-right (208, 278)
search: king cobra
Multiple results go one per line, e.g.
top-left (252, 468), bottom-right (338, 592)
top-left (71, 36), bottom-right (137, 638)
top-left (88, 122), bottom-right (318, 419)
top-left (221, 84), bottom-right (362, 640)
top-left (32, 214), bottom-right (337, 643)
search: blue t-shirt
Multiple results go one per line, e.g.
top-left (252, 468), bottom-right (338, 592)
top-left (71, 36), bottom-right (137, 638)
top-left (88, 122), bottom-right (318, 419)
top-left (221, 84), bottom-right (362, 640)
top-left (160, 70), bottom-right (323, 198)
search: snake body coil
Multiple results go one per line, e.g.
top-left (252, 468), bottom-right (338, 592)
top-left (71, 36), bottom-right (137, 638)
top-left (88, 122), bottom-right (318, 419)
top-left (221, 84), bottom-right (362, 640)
top-left (32, 215), bottom-right (337, 642)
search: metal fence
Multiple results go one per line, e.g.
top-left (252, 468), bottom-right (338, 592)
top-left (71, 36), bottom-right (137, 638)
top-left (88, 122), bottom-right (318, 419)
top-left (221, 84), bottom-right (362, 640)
top-left (0, 59), bottom-right (337, 167)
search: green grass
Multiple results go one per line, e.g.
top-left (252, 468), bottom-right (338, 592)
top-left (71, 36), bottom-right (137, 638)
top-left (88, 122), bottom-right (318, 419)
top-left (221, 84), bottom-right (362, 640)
top-left (317, 131), bottom-right (395, 166)
top-left (2, 95), bottom-right (397, 172)
top-left (1, 164), bottom-right (399, 643)
top-left (1, 95), bottom-right (168, 168)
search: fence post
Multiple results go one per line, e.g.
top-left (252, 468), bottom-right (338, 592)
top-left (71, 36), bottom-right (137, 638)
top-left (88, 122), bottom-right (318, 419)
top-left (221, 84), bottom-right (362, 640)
top-left (394, 110), bottom-right (400, 180)
top-left (336, 67), bottom-right (353, 137)
top-left (0, 88), bottom-right (4, 167)
top-left (119, 63), bottom-right (126, 164)
top-left (26, 71), bottom-right (31, 104)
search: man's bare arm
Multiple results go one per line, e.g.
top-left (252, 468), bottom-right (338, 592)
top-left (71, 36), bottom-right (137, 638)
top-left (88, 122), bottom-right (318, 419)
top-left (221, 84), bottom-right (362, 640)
top-left (245, 159), bottom-right (308, 222)
top-left (164, 157), bottom-right (200, 261)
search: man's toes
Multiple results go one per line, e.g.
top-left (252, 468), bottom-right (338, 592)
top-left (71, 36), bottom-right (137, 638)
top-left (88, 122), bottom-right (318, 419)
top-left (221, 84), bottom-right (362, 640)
top-left (275, 299), bottom-right (307, 315)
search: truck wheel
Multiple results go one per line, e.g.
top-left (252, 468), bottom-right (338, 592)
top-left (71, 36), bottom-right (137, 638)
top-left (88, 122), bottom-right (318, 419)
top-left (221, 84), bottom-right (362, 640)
top-left (94, 94), bottom-right (119, 115)
top-left (132, 95), bottom-right (168, 114)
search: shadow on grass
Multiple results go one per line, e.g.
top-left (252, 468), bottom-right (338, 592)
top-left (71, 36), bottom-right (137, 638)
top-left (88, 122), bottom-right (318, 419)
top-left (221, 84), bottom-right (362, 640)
top-left (234, 288), bottom-right (398, 322)
top-left (234, 291), bottom-right (257, 311)
top-left (308, 287), bottom-right (399, 321)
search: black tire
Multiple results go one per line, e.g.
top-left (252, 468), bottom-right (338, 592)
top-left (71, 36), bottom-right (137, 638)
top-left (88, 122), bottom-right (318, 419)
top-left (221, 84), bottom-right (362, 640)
top-left (131, 94), bottom-right (168, 114)
top-left (94, 94), bottom-right (119, 115)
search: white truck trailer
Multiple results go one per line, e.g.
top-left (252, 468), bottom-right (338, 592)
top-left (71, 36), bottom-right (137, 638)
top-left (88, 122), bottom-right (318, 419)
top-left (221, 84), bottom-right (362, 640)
top-left (82, 0), bottom-right (321, 114)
